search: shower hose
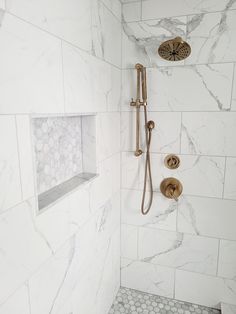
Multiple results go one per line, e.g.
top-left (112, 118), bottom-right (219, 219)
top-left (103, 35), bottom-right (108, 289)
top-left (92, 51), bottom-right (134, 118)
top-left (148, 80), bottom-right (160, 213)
top-left (141, 105), bottom-right (154, 215)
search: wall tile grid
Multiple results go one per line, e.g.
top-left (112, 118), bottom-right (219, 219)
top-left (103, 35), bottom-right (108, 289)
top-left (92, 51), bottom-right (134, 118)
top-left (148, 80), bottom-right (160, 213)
top-left (121, 0), bottom-right (236, 310)
top-left (0, 0), bottom-right (121, 313)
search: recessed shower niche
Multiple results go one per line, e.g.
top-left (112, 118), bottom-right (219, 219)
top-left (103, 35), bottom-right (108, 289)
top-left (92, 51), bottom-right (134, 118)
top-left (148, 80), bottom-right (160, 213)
top-left (31, 114), bottom-right (97, 212)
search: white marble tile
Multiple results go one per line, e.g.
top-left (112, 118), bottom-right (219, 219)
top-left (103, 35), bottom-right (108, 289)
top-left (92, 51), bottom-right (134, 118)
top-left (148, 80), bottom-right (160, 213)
top-left (121, 111), bottom-right (181, 153)
top-left (177, 195), bottom-right (236, 241)
top-left (92, 1), bottom-right (121, 67)
top-left (181, 112), bottom-right (236, 156)
top-left (142, 0), bottom-right (236, 20)
top-left (0, 116), bottom-right (21, 212)
top-left (121, 189), bottom-right (177, 231)
top-left (231, 66), bottom-right (236, 111)
top-left (0, 285), bottom-right (30, 314)
top-left (121, 224), bottom-right (138, 259)
top-left (139, 227), bottom-right (218, 275)
top-left (224, 158), bottom-right (236, 200)
top-left (63, 42), bottom-right (118, 113)
top-left (175, 270), bottom-right (236, 308)
top-left (0, 13), bottom-right (64, 114)
top-left (147, 64), bottom-right (234, 111)
top-left (186, 11), bottom-right (236, 65)
top-left (121, 64), bottom-right (234, 112)
top-left (97, 112), bottom-right (120, 162)
top-left (146, 154), bottom-right (225, 198)
top-left (89, 154), bottom-right (120, 212)
top-left (122, 2), bottom-right (141, 22)
top-left (82, 115), bottom-right (97, 174)
top-left (221, 303), bottom-right (236, 314)
top-left (6, 0), bottom-right (92, 51)
top-left (102, 0), bottom-right (122, 21)
top-left (121, 152), bottom-right (141, 189)
top-left (29, 198), bottom-right (120, 314)
top-left (16, 115), bottom-right (35, 201)
top-left (121, 258), bottom-right (175, 298)
top-left (0, 198), bottom-right (52, 304)
top-left (0, 1), bottom-right (5, 9)
top-left (218, 240), bottom-right (236, 280)
top-left (122, 17), bottom-right (187, 68)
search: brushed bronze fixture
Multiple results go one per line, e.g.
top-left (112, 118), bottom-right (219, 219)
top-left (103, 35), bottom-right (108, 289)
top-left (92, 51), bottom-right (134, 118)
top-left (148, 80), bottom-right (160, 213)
top-left (160, 177), bottom-right (183, 201)
top-left (164, 154), bottom-right (180, 169)
top-left (158, 37), bottom-right (191, 61)
top-left (130, 63), bottom-right (155, 215)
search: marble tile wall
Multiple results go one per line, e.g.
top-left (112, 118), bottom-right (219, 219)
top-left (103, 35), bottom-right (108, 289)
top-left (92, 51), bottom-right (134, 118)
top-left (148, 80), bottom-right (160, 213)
top-left (121, 0), bottom-right (236, 310)
top-left (0, 0), bottom-right (121, 313)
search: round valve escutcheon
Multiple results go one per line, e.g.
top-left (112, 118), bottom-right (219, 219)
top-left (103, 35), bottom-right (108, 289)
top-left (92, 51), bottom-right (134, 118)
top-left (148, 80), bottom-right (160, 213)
top-left (164, 154), bottom-right (180, 169)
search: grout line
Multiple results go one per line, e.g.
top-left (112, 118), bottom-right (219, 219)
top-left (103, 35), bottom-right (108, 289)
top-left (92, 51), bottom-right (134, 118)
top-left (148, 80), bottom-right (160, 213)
top-left (120, 221), bottom-right (236, 243)
top-left (124, 6), bottom-right (236, 25)
top-left (121, 149), bottom-right (236, 160)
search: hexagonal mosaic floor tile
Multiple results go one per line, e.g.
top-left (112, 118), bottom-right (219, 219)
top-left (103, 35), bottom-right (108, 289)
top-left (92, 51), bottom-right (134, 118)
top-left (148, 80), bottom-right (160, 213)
top-left (109, 287), bottom-right (221, 314)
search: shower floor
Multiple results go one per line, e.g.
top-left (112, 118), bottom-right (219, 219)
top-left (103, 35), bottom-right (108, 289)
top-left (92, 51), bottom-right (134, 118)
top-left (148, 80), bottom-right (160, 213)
top-left (109, 287), bottom-right (221, 314)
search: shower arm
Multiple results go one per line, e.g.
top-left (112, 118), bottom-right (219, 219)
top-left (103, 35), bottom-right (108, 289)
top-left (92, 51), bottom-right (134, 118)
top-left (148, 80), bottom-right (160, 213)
top-left (130, 64), bottom-right (147, 156)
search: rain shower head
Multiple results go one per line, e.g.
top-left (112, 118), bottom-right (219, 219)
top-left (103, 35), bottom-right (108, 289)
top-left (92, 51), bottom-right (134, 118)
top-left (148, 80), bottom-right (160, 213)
top-left (158, 37), bottom-right (191, 61)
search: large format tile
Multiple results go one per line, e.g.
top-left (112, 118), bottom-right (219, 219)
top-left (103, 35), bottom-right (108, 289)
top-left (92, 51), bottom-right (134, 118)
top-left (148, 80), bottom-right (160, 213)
top-left (0, 116), bottom-right (21, 212)
top-left (121, 189), bottom-right (177, 231)
top-left (186, 11), bottom-right (236, 65)
top-left (181, 112), bottom-right (236, 156)
top-left (121, 64), bottom-right (234, 112)
top-left (63, 42), bottom-right (118, 113)
top-left (146, 154), bottom-right (225, 198)
top-left (121, 258), bottom-right (175, 298)
top-left (224, 158), bottom-right (236, 200)
top-left (16, 115), bottom-right (35, 201)
top-left (97, 112), bottom-right (120, 162)
top-left (178, 196), bottom-right (236, 241)
top-left (147, 64), bottom-right (234, 111)
top-left (121, 224), bottom-right (138, 260)
top-left (6, 0), bottom-right (92, 51)
top-left (139, 228), bottom-right (218, 275)
top-left (0, 198), bottom-right (52, 304)
top-left (122, 17), bottom-right (187, 68)
top-left (122, 2), bottom-right (141, 22)
top-left (142, 0), bottom-right (236, 20)
top-left (0, 285), bottom-right (30, 314)
top-left (218, 240), bottom-right (236, 280)
top-left (0, 13), bottom-right (64, 114)
top-left (92, 0), bottom-right (121, 67)
top-left (29, 201), bottom-right (119, 314)
top-left (175, 270), bottom-right (236, 308)
top-left (102, 0), bottom-right (121, 21)
top-left (121, 111), bottom-right (181, 153)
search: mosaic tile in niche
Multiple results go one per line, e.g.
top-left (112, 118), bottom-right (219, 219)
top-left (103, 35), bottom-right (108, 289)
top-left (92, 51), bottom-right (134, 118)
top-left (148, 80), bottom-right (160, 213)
top-left (32, 116), bottom-right (83, 194)
top-left (109, 287), bottom-right (221, 314)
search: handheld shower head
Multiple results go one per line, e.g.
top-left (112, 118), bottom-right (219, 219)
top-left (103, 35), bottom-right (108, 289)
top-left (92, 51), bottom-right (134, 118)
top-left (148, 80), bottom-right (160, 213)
top-left (158, 37), bottom-right (191, 61)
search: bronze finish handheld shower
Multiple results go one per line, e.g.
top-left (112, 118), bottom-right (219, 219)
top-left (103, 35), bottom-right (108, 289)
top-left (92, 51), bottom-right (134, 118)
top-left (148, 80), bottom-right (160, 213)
top-left (130, 63), bottom-right (155, 215)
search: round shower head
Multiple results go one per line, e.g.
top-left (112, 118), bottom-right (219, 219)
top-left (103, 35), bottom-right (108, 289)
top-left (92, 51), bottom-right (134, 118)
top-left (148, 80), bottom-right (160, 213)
top-left (158, 37), bottom-right (191, 61)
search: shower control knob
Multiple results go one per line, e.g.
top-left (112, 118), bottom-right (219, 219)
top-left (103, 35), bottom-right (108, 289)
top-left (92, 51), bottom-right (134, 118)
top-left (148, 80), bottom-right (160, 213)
top-left (160, 178), bottom-right (183, 201)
